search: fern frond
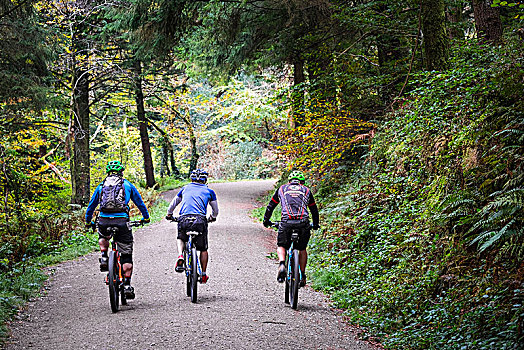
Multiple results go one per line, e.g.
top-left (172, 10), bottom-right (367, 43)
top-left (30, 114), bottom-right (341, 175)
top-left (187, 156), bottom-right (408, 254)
top-left (470, 230), bottom-right (495, 245)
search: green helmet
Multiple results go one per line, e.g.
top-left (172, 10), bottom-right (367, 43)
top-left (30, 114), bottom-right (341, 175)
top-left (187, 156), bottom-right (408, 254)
top-left (106, 160), bottom-right (125, 173)
top-left (288, 170), bottom-right (305, 182)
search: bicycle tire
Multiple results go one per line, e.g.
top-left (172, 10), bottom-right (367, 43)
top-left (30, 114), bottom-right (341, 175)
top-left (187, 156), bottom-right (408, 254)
top-left (284, 256), bottom-right (290, 304)
top-left (184, 246), bottom-right (191, 297)
top-left (108, 251), bottom-right (119, 313)
top-left (290, 249), bottom-right (300, 310)
top-left (190, 246), bottom-right (198, 303)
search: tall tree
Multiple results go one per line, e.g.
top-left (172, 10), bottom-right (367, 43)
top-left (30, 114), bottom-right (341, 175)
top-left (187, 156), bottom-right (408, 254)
top-left (472, 0), bottom-right (503, 43)
top-left (291, 59), bottom-right (306, 127)
top-left (446, 0), bottom-right (466, 39)
top-left (133, 59), bottom-right (156, 188)
top-left (70, 0), bottom-right (92, 205)
top-left (421, 0), bottom-right (449, 70)
top-left (0, 0), bottom-right (49, 110)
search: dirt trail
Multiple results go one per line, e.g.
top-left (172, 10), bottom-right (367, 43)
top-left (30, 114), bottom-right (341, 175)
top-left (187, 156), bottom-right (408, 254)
top-left (5, 180), bottom-right (372, 350)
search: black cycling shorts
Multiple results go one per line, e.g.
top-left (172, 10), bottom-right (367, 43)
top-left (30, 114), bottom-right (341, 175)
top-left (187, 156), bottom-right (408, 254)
top-left (177, 215), bottom-right (208, 251)
top-left (98, 217), bottom-right (134, 256)
top-left (277, 219), bottom-right (311, 250)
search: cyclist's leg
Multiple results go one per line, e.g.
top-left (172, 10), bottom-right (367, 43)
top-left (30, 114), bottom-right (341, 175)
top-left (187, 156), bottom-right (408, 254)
top-left (97, 219), bottom-right (111, 271)
top-left (296, 224), bottom-right (311, 285)
top-left (200, 251), bottom-right (208, 272)
top-left (177, 220), bottom-right (190, 255)
top-left (117, 241), bottom-right (135, 298)
top-left (277, 223), bottom-right (291, 262)
top-left (119, 247), bottom-right (133, 277)
top-left (298, 250), bottom-right (307, 274)
top-left (99, 237), bottom-right (109, 252)
top-left (113, 219), bottom-right (133, 279)
top-left (276, 223), bottom-right (291, 282)
top-left (176, 221), bottom-right (190, 272)
top-left (195, 222), bottom-right (209, 273)
top-left (177, 239), bottom-right (185, 256)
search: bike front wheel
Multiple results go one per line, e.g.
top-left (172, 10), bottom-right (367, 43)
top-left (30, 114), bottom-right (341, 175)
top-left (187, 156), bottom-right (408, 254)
top-left (190, 246), bottom-right (198, 303)
top-left (108, 251), bottom-right (120, 313)
top-left (289, 249), bottom-right (300, 310)
top-left (284, 257), bottom-right (290, 305)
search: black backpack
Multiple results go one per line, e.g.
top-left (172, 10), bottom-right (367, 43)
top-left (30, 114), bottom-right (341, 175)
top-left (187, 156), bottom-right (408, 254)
top-left (99, 174), bottom-right (127, 213)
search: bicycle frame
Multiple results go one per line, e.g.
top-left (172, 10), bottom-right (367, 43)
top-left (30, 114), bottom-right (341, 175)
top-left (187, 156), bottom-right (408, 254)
top-left (271, 221), bottom-right (303, 309)
top-left (108, 240), bottom-right (124, 284)
top-left (286, 231), bottom-right (302, 284)
top-left (92, 219), bottom-right (143, 313)
top-left (185, 232), bottom-right (203, 282)
top-left (168, 215), bottom-right (212, 303)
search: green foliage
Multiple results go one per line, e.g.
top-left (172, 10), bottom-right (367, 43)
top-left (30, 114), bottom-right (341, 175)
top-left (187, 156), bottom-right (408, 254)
top-left (278, 103), bottom-right (375, 177)
top-left (0, 223), bottom-right (96, 340)
top-left (491, 0), bottom-right (524, 20)
top-left (306, 40), bottom-right (524, 349)
top-left (0, 0), bottom-right (52, 110)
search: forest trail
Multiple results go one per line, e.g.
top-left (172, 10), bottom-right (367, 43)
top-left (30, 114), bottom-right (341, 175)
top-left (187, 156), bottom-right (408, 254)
top-left (5, 180), bottom-right (371, 350)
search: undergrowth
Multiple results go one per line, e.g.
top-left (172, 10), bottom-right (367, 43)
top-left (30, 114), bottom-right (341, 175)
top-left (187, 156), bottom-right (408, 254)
top-left (0, 187), bottom-right (169, 341)
top-left (307, 40), bottom-right (523, 349)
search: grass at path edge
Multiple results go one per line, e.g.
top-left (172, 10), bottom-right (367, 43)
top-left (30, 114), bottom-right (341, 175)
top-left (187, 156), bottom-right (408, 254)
top-left (0, 197), bottom-right (170, 342)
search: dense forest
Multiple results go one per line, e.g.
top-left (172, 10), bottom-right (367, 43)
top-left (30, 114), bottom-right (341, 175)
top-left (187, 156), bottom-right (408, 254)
top-left (1, 0), bottom-right (523, 348)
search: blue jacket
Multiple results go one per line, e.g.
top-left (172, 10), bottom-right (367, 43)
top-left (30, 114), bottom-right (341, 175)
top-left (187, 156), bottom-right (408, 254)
top-left (167, 182), bottom-right (219, 218)
top-left (85, 179), bottom-right (150, 222)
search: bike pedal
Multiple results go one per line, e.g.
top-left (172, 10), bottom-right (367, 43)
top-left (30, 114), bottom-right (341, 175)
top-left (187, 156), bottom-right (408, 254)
top-left (104, 274), bottom-right (109, 285)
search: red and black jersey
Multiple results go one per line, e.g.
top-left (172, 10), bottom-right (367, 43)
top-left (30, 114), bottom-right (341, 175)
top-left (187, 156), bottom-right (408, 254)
top-left (264, 180), bottom-right (319, 225)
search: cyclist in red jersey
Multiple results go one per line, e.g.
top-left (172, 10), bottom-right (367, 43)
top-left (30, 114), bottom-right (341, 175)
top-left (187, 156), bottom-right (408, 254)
top-left (263, 170), bottom-right (319, 287)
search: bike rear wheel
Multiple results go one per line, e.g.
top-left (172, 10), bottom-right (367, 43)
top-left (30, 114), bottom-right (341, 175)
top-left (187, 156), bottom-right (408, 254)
top-left (184, 246), bottom-right (191, 297)
top-left (120, 263), bottom-right (127, 306)
top-left (190, 246), bottom-right (198, 303)
top-left (108, 251), bottom-right (120, 313)
top-left (290, 249), bottom-right (300, 310)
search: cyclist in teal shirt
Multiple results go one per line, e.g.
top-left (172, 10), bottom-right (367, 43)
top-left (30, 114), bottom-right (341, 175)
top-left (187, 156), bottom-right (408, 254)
top-left (85, 160), bottom-right (150, 299)
top-left (166, 169), bottom-right (218, 283)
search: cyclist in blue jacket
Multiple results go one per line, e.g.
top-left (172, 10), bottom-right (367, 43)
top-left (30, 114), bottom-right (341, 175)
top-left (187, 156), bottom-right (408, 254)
top-left (166, 169), bottom-right (218, 284)
top-left (85, 160), bottom-right (150, 299)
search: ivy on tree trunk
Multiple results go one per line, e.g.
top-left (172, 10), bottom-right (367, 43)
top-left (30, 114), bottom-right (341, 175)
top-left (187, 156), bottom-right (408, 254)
top-left (421, 0), bottom-right (450, 71)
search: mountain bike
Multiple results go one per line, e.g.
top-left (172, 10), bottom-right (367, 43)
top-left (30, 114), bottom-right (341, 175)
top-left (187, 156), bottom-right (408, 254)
top-left (93, 220), bottom-right (143, 313)
top-left (168, 216), bottom-right (213, 303)
top-left (272, 221), bottom-right (302, 310)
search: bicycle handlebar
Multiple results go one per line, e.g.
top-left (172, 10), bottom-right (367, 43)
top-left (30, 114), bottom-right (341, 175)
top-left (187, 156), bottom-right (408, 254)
top-left (166, 215), bottom-right (216, 223)
top-left (268, 221), bottom-right (319, 230)
top-left (129, 220), bottom-right (144, 227)
top-left (88, 219), bottom-right (145, 231)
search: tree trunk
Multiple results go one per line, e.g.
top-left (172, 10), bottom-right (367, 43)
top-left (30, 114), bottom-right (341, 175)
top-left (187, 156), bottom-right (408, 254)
top-left (160, 140), bottom-right (170, 178)
top-left (291, 59), bottom-right (305, 127)
top-left (70, 8), bottom-right (91, 206)
top-left (377, 34), bottom-right (405, 105)
top-left (188, 122), bottom-right (199, 176)
top-left (169, 146), bottom-right (180, 178)
top-left (472, 0), bottom-right (503, 43)
top-left (421, 0), bottom-right (449, 71)
top-left (446, 2), bottom-right (464, 40)
top-left (133, 59), bottom-right (156, 188)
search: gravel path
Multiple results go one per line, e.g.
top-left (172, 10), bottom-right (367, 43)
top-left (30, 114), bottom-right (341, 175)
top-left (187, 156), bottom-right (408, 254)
top-left (5, 180), bottom-right (372, 350)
